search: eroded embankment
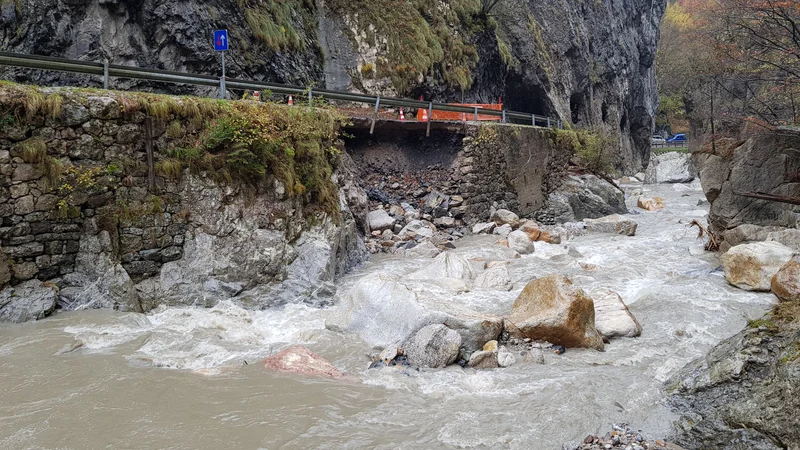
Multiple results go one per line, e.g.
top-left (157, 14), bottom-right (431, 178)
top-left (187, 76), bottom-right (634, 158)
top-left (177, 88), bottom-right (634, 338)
top-left (0, 82), bottom-right (367, 320)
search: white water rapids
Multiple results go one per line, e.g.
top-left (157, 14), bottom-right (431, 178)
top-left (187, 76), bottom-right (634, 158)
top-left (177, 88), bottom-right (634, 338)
top-left (0, 182), bottom-right (777, 449)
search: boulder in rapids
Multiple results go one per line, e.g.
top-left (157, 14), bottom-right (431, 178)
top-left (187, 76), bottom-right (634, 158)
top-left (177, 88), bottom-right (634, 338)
top-left (590, 288), bottom-right (642, 338)
top-left (491, 209), bottom-right (520, 228)
top-left (771, 256), bottom-right (800, 302)
top-left (493, 224), bottom-right (513, 237)
top-left (402, 241), bottom-right (441, 258)
top-left (584, 214), bottom-right (637, 236)
top-left (637, 196), bottom-right (665, 211)
top-left (507, 230), bottom-right (535, 255)
top-left (325, 272), bottom-right (502, 354)
top-left (403, 324), bottom-right (461, 368)
top-left (262, 345), bottom-right (345, 379)
top-left (474, 265), bottom-right (513, 291)
top-left (645, 152), bottom-right (695, 184)
top-left (407, 251), bottom-right (475, 281)
top-left (504, 275), bottom-right (604, 350)
top-left (721, 241), bottom-right (795, 291)
top-left (497, 346), bottom-right (516, 368)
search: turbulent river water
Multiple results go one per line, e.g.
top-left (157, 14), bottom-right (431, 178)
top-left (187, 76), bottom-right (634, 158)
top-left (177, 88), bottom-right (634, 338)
top-left (0, 182), bottom-right (778, 450)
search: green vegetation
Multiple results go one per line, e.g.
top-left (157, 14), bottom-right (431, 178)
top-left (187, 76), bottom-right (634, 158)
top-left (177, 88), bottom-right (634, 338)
top-left (496, 33), bottom-right (519, 70)
top-left (157, 101), bottom-right (342, 214)
top-left (18, 137), bottom-right (63, 187)
top-left (237, 0), bottom-right (315, 52)
top-left (747, 318), bottom-right (779, 333)
top-left (551, 128), bottom-right (618, 174)
top-left (328, 0), bottom-right (484, 93)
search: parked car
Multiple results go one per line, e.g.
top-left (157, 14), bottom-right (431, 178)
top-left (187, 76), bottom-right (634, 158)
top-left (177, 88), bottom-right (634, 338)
top-left (651, 135), bottom-right (666, 145)
top-left (667, 133), bottom-right (687, 142)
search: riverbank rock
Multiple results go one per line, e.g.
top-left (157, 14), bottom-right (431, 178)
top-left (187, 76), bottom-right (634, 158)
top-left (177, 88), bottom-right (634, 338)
top-left (467, 350), bottom-right (499, 369)
top-left (504, 275), bottom-right (604, 350)
top-left (584, 214), bottom-right (637, 236)
top-left (535, 174), bottom-right (628, 225)
top-left (0, 280), bottom-right (58, 323)
top-left (472, 222), bottom-right (496, 234)
top-left (404, 324), bottom-right (461, 368)
top-left (692, 128), bottom-right (800, 252)
top-left (570, 424), bottom-right (686, 450)
top-left (326, 272), bottom-right (502, 354)
top-left (721, 241), bottom-right (795, 291)
top-left (666, 310), bottom-right (800, 449)
top-left (771, 256), bottom-right (800, 302)
top-left (398, 220), bottom-right (435, 239)
top-left (591, 288), bottom-right (642, 338)
top-left (645, 151), bottom-right (695, 183)
top-left (402, 241), bottom-right (441, 258)
top-left (407, 251), bottom-right (475, 281)
top-left (491, 209), bottom-right (520, 228)
top-left (262, 345), bottom-right (345, 379)
top-left (637, 196), bottom-right (665, 211)
top-left (507, 230), bottom-right (535, 255)
top-left (367, 209), bottom-right (395, 231)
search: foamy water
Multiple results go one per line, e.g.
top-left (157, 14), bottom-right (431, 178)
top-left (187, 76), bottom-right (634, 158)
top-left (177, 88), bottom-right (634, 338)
top-left (0, 181), bottom-right (777, 449)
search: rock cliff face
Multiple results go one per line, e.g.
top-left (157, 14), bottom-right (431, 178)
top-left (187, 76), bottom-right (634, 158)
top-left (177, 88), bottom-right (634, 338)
top-left (0, 0), bottom-right (666, 172)
top-left (692, 127), bottom-right (800, 252)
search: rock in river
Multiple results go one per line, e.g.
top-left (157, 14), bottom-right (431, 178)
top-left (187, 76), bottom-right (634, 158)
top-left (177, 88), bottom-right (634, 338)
top-left (590, 288), bottom-right (642, 339)
top-left (407, 251), bottom-right (476, 281)
top-left (491, 209), bottom-right (520, 228)
top-left (263, 345), bottom-right (345, 379)
top-left (404, 324), bottom-right (461, 368)
top-left (721, 241), bottom-right (795, 291)
top-left (326, 272), bottom-right (502, 354)
top-left (584, 214), bottom-right (637, 236)
top-left (504, 274), bottom-right (604, 350)
top-left (507, 230), bottom-right (535, 255)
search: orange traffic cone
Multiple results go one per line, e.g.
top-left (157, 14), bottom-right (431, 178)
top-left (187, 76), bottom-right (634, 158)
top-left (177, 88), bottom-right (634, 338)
top-left (399, 108), bottom-right (405, 122)
top-left (288, 95), bottom-right (294, 106)
top-left (421, 108), bottom-right (428, 122)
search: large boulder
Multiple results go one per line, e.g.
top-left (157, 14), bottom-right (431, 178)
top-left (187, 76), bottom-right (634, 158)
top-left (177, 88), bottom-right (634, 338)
top-left (721, 242), bottom-right (795, 291)
top-left (491, 209), bottom-right (520, 228)
top-left (584, 214), bottom-right (637, 236)
top-left (590, 288), bottom-right (642, 338)
top-left (507, 230), bottom-right (535, 255)
top-left (262, 345), bottom-right (346, 379)
top-left (504, 274), bottom-right (604, 350)
top-left (326, 272), bottom-right (502, 354)
top-left (637, 196), bottom-right (665, 211)
top-left (535, 174), bottom-right (628, 224)
top-left (0, 280), bottom-right (58, 323)
top-left (645, 152), bottom-right (695, 183)
top-left (692, 128), bottom-right (800, 251)
top-left (402, 241), bottom-right (441, 258)
top-left (403, 324), bottom-right (461, 368)
top-left (407, 251), bottom-right (475, 281)
top-left (367, 209), bottom-right (395, 232)
top-left (467, 350), bottom-right (499, 369)
top-left (771, 256), bottom-right (800, 302)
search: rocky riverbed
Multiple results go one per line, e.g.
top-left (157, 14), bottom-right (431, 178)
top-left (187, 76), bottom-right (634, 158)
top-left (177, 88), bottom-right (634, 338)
top-left (0, 181), bottom-right (780, 449)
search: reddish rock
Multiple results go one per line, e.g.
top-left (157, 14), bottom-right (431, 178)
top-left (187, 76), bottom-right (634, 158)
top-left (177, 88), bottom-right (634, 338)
top-left (263, 345), bottom-right (345, 379)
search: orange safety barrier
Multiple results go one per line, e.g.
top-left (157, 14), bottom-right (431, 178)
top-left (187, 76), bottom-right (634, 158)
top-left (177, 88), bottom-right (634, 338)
top-left (416, 102), bottom-right (503, 122)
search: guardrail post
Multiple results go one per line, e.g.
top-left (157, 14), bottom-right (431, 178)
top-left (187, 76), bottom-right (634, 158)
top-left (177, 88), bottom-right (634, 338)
top-left (532, 115), bottom-right (536, 127)
top-left (369, 96), bottom-right (380, 135)
top-left (308, 88), bottom-right (313, 105)
top-left (102, 59), bottom-right (109, 89)
top-left (474, 107), bottom-right (479, 122)
top-left (426, 102), bottom-right (433, 137)
top-left (502, 109), bottom-right (506, 124)
top-left (547, 117), bottom-right (551, 128)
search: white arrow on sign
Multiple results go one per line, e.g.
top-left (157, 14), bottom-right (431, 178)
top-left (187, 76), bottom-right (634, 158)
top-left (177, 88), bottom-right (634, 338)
top-left (220, 34), bottom-right (226, 46)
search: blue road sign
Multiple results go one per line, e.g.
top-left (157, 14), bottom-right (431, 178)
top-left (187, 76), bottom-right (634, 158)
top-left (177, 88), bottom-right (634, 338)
top-left (214, 30), bottom-right (229, 51)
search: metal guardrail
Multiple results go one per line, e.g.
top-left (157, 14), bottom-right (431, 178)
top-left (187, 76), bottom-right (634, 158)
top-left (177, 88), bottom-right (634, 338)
top-left (0, 51), bottom-right (562, 132)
